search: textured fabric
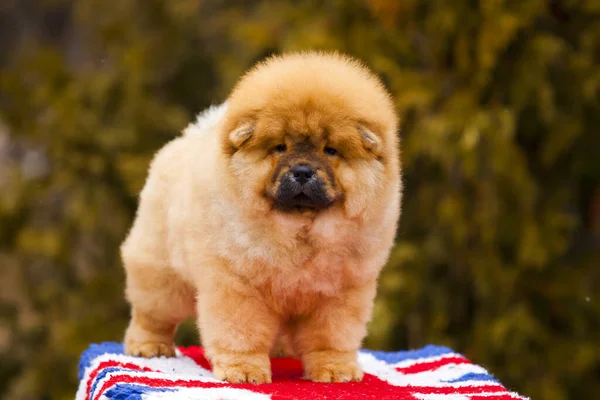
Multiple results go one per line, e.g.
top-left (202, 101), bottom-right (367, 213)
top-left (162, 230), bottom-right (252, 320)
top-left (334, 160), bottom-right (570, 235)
top-left (76, 342), bottom-right (528, 400)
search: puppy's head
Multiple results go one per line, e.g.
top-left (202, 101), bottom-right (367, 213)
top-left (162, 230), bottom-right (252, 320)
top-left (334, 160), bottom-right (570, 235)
top-left (221, 52), bottom-right (399, 218)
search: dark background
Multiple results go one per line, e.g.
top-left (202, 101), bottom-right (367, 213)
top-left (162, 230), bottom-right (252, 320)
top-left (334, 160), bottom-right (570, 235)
top-left (1, 1), bottom-right (599, 399)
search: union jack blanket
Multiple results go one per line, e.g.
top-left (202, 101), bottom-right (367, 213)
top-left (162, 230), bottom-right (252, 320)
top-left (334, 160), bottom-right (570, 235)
top-left (76, 342), bottom-right (528, 400)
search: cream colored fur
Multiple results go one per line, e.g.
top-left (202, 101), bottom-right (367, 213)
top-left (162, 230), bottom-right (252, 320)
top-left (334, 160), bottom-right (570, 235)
top-left (121, 51), bottom-right (402, 384)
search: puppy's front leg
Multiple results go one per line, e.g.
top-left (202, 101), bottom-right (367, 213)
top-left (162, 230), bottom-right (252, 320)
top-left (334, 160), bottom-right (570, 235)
top-left (295, 281), bottom-right (377, 383)
top-left (197, 270), bottom-right (279, 384)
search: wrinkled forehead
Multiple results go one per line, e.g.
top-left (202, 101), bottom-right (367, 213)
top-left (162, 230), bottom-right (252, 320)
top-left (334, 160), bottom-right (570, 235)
top-left (255, 106), bottom-right (355, 146)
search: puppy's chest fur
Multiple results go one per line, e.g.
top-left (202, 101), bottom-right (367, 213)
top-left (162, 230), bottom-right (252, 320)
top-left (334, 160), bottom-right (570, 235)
top-left (257, 241), bottom-right (357, 315)
top-left (226, 214), bottom-right (365, 316)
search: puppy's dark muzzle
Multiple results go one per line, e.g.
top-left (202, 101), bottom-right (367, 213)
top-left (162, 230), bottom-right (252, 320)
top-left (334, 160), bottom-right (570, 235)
top-left (275, 165), bottom-right (331, 210)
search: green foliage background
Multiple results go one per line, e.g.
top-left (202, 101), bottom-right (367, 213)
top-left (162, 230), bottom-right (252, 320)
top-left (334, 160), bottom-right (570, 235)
top-left (1, 1), bottom-right (599, 399)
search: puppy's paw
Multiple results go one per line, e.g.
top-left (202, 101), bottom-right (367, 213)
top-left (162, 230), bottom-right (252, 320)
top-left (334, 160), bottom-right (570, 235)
top-left (303, 351), bottom-right (363, 383)
top-left (125, 341), bottom-right (176, 358)
top-left (211, 353), bottom-right (272, 384)
top-left (213, 363), bottom-right (272, 384)
top-left (124, 311), bottom-right (177, 358)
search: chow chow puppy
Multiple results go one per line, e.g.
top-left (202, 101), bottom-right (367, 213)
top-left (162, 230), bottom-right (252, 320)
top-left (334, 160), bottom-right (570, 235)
top-left (121, 51), bottom-right (402, 384)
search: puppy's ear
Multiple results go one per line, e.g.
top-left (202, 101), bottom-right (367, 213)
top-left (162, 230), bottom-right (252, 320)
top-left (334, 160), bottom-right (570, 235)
top-left (357, 125), bottom-right (381, 153)
top-left (229, 121), bottom-right (255, 148)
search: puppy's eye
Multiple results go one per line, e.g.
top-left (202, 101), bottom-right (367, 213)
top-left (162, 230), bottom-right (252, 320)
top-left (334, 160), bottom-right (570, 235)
top-left (324, 146), bottom-right (338, 156)
top-left (273, 144), bottom-right (287, 153)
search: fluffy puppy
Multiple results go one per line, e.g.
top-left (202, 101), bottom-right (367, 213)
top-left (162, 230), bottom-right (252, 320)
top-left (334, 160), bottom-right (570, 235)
top-left (121, 51), bottom-right (402, 384)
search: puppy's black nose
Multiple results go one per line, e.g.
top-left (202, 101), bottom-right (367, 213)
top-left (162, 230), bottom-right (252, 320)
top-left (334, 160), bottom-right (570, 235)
top-left (291, 165), bottom-right (314, 184)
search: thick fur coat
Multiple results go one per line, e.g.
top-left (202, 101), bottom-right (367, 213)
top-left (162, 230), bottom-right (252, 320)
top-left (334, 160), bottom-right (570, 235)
top-left (121, 51), bottom-right (402, 384)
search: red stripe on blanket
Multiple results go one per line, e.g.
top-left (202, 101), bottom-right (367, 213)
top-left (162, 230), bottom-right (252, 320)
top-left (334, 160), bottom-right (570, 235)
top-left (93, 374), bottom-right (227, 400)
top-left (396, 356), bottom-right (471, 374)
top-left (86, 360), bottom-right (157, 400)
